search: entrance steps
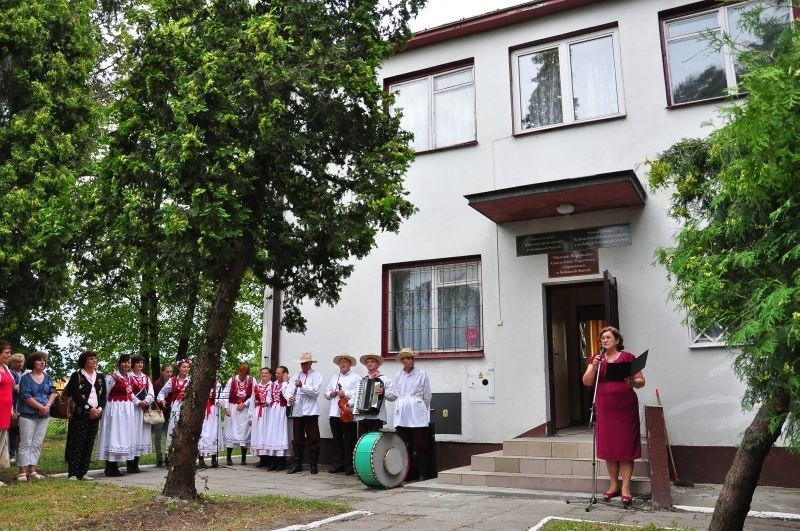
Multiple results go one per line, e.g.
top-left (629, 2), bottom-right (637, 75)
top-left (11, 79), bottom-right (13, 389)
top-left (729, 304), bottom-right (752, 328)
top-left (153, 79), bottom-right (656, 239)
top-left (437, 436), bottom-right (651, 495)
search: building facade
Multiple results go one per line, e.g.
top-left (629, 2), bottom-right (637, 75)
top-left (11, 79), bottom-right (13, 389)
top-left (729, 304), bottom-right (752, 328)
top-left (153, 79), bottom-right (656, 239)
top-left (274, 0), bottom-right (798, 485)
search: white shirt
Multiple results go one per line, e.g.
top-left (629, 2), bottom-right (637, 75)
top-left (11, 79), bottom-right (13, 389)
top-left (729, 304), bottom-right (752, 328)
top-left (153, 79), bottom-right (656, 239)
top-left (393, 367), bottom-right (431, 428)
top-left (283, 368), bottom-right (322, 417)
top-left (324, 369), bottom-right (362, 418)
top-left (354, 371), bottom-right (397, 422)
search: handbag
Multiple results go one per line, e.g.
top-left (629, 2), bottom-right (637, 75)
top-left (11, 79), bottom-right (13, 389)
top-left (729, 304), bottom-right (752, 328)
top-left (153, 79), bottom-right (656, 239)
top-left (51, 392), bottom-right (75, 420)
top-left (143, 406), bottom-right (165, 425)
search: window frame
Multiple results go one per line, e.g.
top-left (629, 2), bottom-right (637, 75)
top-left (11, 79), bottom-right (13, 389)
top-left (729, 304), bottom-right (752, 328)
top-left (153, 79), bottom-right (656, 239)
top-left (688, 320), bottom-right (728, 349)
top-left (660, 0), bottom-right (794, 107)
top-left (382, 255), bottom-right (485, 360)
top-left (385, 58), bottom-right (477, 154)
top-left (510, 23), bottom-right (626, 135)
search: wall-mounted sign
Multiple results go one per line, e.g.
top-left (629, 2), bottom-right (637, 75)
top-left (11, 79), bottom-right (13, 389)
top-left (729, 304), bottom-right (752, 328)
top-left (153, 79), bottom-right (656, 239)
top-left (548, 249), bottom-right (599, 278)
top-left (516, 223), bottom-right (631, 256)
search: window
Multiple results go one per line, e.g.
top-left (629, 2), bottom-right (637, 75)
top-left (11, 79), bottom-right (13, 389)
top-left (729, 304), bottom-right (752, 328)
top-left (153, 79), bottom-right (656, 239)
top-left (388, 65), bottom-right (476, 152)
top-left (511, 28), bottom-right (625, 133)
top-left (689, 321), bottom-right (727, 348)
top-left (663, 1), bottom-right (791, 106)
top-left (385, 258), bottom-right (483, 355)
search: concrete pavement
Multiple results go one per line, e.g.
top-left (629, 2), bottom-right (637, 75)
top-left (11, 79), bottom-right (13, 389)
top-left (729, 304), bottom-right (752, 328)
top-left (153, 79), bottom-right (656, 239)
top-left (81, 462), bottom-right (800, 530)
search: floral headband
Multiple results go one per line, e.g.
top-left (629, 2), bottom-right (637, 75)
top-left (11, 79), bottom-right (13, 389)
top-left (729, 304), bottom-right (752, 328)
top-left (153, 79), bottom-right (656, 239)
top-left (177, 358), bottom-right (192, 367)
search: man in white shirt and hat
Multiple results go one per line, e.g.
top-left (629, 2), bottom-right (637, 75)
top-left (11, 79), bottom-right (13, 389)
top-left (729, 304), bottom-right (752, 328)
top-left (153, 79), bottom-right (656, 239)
top-left (393, 347), bottom-right (432, 481)
top-left (324, 353), bottom-right (361, 474)
top-left (283, 352), bottom-right (323, 474)
top-left (355, 353), bottom-right (397, 438)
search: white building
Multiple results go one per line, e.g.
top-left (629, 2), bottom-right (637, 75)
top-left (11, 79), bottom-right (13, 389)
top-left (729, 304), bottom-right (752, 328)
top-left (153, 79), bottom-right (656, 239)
top-left (272, 0), bottom-right (797, 486)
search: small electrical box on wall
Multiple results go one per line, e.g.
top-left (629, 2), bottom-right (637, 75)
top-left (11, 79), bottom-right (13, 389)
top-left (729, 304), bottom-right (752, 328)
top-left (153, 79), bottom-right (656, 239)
top-left (467, 364), bottom-right (495, 404)
top-left (430, 393), bottom-right (461, 435)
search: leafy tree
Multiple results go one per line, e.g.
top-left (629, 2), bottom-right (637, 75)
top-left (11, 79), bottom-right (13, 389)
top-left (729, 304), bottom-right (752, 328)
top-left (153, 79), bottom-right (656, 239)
top-left (102, 0), bottom-right (423, 499)
top-left (648, 13), bottom-right (799, 531)
top-left (0, 0), bottom-right (101, 347)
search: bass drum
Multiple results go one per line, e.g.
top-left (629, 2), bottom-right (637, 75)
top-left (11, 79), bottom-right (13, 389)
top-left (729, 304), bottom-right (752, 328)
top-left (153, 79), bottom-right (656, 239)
top-left (353, 430), bottom-right (409, 488)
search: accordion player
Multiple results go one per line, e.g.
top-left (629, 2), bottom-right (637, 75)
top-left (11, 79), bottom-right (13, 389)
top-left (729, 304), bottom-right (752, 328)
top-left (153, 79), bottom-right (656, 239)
top-left (353, 376), bottom-right (384, 415)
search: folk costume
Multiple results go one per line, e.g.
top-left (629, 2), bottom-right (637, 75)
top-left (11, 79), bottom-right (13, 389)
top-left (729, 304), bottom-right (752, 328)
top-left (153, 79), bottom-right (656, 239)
top-left (157, 374), bottom-right (190, 453)
top-left (393, 349), bottom-right (432, 481)
top-left (64, 367), bottom-right (107, 480)
top-left (355, 355), bottom-right (397, 438)
top-left (324, 355), bottom-right (360, 474)
top-left (284, 353), bottom-right (322, 474)
top-left (198, 380), bottom-right (223, 468)
top-left (249, 379), bottom-right (273, 466)
top-left (263, 379), bottom-right (291, 470)
top-left (129, 370), bottom-right (155, 463)
top-left (96, 371), bottom-right (139, 475)
top-left (223, 373), bottom-right (253, 464)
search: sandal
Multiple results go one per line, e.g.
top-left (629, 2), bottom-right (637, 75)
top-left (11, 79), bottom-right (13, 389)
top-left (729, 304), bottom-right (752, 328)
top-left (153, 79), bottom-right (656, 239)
top-left (621, 494), bottom-right (632, 508)
top-left (16, 473), bottom-right (28, 482)
top-left (602, 489), bottom-right (620, 501)
top-left (28, 472), bottom-right (46, 480)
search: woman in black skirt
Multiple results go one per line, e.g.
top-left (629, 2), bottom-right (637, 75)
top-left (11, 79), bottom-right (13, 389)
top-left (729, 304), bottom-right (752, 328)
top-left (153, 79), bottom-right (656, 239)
top-left (64, 351), bottom-right (107, 480)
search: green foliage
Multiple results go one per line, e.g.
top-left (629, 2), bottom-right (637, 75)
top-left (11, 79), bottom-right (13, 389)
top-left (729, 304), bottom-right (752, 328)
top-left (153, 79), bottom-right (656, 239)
top-left (0, 0), bottom-right (101, 347)
top-left (648, 15), bottom-right (800, 448)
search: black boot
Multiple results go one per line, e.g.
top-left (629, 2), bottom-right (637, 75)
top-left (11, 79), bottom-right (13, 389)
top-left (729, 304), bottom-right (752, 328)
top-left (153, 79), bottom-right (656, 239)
top-left (241, 448), bottom-right (248, 465)
top-left (126, 459), bottom-right (140, 474)
top-left (211, 455), bottom-right (219, 468)
top-left (105, 461), bottom-right (124, 477)
top-left (156, 454), bottom-right (164, 468)
top-left (198, 456), bottom-right (207, 468)
top-left (133, 456), bottom-right (142, 473)
top-left (266, 456), bottom-right (277, 471)
top-left (309, 449), bottom-right (319, 475)
top-left (287, 450), bottom-right (302, 474)
top-left (226, 448), bottom-right (234, 466)
top-left (257, 456), bottom-right (268, 468)
top-left (276, 456), bottom-right (287, 471)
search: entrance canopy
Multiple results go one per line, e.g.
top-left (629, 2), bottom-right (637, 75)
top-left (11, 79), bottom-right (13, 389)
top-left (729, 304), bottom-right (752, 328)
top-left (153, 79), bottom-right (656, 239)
top-left (464, 170), bottom-right (646, 224)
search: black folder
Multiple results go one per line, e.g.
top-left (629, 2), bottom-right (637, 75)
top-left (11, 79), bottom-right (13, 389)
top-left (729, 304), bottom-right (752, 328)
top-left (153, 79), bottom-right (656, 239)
top-left (605, 349), bottom-right (648, 381)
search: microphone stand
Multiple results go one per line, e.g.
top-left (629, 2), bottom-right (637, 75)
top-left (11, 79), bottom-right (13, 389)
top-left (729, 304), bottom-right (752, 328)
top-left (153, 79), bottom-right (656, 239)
top-left (585, 349), bottom-right (604, 512)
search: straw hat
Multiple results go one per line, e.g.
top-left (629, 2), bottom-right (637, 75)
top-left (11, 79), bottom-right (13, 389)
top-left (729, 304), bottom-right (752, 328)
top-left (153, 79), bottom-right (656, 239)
top-left (396, 348), bottom-right (415, 360)
top-left (333, 353), bottom-right (356, 365)
top-left (359, 353), bottom-right (383, 367)
top-left (296, 352), bottom-right (317, 364)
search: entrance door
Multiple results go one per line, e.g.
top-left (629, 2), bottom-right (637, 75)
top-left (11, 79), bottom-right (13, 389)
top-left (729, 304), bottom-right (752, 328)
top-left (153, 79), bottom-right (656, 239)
top-left (545, 272), bottom-right (619, 431)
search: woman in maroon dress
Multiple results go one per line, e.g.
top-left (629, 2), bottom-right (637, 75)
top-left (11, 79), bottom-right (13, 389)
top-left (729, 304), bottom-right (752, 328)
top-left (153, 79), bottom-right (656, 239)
top-left (582, 326), bottom-right (645, 507)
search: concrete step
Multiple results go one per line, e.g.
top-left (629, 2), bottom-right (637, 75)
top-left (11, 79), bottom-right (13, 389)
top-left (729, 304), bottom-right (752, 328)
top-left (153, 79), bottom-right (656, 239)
top-left (471, 450), bottom-right (649, 477)
top-left (503, 437), bottom-right (649, 460)
top-left (438, 466), bottom-right (651, 495)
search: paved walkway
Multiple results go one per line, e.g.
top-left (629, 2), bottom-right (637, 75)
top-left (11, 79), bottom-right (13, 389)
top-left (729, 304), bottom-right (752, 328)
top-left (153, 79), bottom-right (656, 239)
top-left (84, 462), bottom-right (800, 530)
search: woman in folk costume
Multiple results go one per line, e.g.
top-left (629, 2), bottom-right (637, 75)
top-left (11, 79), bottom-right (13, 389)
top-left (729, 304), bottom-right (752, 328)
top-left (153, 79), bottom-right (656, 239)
top-left (264, 365), bottom-right (291, 471)
top-left (249, 367), bottom-right (273, 468)
top-left (96, 354), bottom-right (139, 477)
top-left (129, 355), bottom-right (155, 473)
top-left (223, 362), bottom-right (254, 465)
top-left (157, 358), bottom-right (191, 463)
top-left (197, 378), bottom-right (223, 468)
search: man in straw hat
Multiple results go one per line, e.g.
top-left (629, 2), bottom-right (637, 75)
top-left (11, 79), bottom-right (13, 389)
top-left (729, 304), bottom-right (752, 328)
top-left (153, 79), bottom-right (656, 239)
top-left (393, 347), bottom-right (432, 481)
top-left (324, 353), bottom-right (361, 474)
top-left (283, 352), bottom-right (322, 474)
top-left (355, 353), bottom-right (397, 438)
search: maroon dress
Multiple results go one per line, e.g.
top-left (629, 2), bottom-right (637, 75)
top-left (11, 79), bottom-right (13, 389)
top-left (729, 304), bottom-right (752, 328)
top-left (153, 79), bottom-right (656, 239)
top-left (594, 351), bottom-right (641, 461)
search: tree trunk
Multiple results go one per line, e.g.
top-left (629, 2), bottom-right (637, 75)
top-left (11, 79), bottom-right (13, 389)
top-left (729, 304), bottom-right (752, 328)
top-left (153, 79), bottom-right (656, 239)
top-left (176, 275), bottom-right (200, 362)
top-left (709, 397), bottom-right (789, 531)
top-left (161, 234), bottom-right (254, 500)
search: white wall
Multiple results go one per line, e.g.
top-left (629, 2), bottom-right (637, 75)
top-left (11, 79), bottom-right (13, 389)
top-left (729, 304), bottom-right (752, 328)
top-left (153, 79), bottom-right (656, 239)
top-left (278, 0), bottom-right (756, 446)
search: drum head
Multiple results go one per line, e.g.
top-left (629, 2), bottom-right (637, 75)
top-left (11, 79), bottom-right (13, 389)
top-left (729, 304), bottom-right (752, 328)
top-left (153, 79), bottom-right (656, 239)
top-left (353, 431), bottom-right (408, 489)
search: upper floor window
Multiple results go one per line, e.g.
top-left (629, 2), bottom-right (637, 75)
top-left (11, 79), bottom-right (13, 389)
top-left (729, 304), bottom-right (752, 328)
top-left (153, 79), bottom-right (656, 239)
top-left (663, 1), bottom-right (792, 106)
top-left (385, 257), bottom-right (483, 356)
top-left (511, 27), bottom-right (625, 133)
top-left (388, 64), bottom-right (476, 152)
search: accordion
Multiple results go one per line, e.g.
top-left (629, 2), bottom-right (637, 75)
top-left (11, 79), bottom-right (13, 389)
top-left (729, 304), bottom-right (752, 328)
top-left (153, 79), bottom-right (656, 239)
top-left (353, 376), bottom-right (384, 415)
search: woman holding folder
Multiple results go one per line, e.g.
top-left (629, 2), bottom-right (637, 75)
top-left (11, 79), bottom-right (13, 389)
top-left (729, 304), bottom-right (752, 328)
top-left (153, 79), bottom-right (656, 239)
top-left (582, 326), bottom-right (645, 507)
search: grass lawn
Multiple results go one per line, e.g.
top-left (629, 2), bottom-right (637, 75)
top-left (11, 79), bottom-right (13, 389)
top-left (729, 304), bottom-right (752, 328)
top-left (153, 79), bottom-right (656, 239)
top-left (0, 479), bottom-right (349, 530)
top-left (538, 519), bottom-right (693, 530)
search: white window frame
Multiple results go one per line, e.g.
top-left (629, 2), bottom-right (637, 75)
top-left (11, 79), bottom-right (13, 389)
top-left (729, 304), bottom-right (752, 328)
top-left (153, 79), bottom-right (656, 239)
top-left (511, 27), bottom-right (626, 134)
top-left (663, 1), bottom-right (792, 106)
top-left (389, 65), bottom-right (477, 152)
top-left (385, 258), bottom-right (483, 356)
top-left (688, 321), bottom-right (728, 349)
